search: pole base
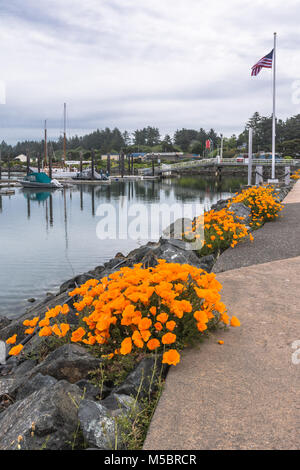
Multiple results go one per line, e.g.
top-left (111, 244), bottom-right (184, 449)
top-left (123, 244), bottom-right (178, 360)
top-left (267, 179), bottom-right (279, 184)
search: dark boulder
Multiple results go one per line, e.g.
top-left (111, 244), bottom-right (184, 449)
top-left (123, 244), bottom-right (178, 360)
top-left (198, 254), bottom-right (216, 272)
top-left (101, 393), bottom-right (136, 416)
top-left (13, 359), bottom-right (37, 377)
top-left (33, 344), bottom-right (103, 383)
top-left (227, 202), bottom-right (252, 225)
top-left (0, 380), bottom-right (82, 450)
top-left (16, 373), bottom-right (57, 401)
top-left (78, 399), bottom-right (116, 450)
top-left (0, 316), bottom-right (11, 331)
top-left (114, 356), bottom-right (167, 399)
top-left (0, 291), bottom-right (71, 342)
top-left (76, 379), bottom-right (111, 400)
top-left (162, 218), bottom-right (193, 240)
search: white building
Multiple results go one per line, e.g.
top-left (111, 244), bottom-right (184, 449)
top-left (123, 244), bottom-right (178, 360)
top-left (15, 154), bottom-right (27, 162)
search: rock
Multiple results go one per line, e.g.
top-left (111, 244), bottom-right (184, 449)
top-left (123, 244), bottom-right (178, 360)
top-left (211, 198), bottom-right (230, 212)
top-left (78, 399), bottom-right (116, 449)
top-left (27, 298), bottom-right (36, 303)
top-left (198, 254), bottom-right (216, 272)
top-left (162, 218), bottom-right (193, 240)
top-left (0, 316), bottom-right (11, 331)
top-left (13, 359), bottom-right (37, 377)
top-left (33, 344), bottom-right (103, 383)
top-left (0, 378), bottom-right (15, 397)
top-left (101, 393), bottom-right (137, 416)
top-left (76, 379), bottom-right (110, 400)
top-left (59, 273), bottom-right (93, 294)
top-left (227, 202), bottom-right (252, 225)
top-left (16, 373), bottom-right (57, 401)
top-left (114, 356), bottom-right (167, 399)
top-left (154, 239), bottom-right (205, 268)
top-left (166, 238), bottom-right (196, 251)
top-left (127, 243), bottom-right (159, 264)
top-left (0, 380), bottom-right (82, 450)
top-left (59, 267), bottom-right (105, 294)
top-left (0, 291), bottom-right (71, 342)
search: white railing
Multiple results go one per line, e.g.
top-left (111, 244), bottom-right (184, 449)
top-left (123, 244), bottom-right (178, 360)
top-left (160, 158), bottom-right (300, 172)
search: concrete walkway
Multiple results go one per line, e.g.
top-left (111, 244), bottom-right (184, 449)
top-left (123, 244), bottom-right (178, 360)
top-left (144, 182), bottom-right (300, 450)
top-left (214, 180), bottom-right (300, 273)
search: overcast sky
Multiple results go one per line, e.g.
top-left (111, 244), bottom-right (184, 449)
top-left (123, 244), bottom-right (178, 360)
top-left (0, 0), bottom-right (300, 144)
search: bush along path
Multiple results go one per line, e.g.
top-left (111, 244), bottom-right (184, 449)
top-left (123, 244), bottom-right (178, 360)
top-left (0, 183), bottom-right (289, 450)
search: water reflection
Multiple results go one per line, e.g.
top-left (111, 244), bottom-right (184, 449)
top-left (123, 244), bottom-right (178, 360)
top-left (22, 189), bottom-right (51, 202)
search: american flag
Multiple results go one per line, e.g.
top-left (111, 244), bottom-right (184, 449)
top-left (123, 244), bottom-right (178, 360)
top-left (251, 49), bottom-right (273, 76)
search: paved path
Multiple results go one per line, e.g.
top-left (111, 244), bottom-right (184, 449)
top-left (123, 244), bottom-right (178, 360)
top-left (214, 181), bottom-right (300, 273)
top-left (144, 182), bottom-right (300, 450)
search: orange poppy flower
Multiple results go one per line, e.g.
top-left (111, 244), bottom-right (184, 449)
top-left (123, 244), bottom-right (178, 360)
top-left (140, 329), bottom-right (151, 342)
top-left (39, 326), bottom-right (53, 337)
top-left (61, 304), bottom-right (70, 314)
top-left (162, 332), bottom-right (176, 345)
top-left (71, 327), bottom-right (86, 342)
top-left (230, 316), bottom-right (240, 327)
top-left (166, 320), bottom-right (176, 331)
top-left (156, 312), bottom-right (168, 324)
top-left (147, 338), bottom-right (160, 351)
top-left (138, 317), bottom-right (152, 331)
top-left (120, 337), bottom-right (132, 355)
top-left (8, 344), bottom-right (24, 356)
top-left (6, 334), bottom-right (17, 345)
top-left (149, 306), bottom-right (157, 315)
top-left (162, 349), bottom-right (180, 366)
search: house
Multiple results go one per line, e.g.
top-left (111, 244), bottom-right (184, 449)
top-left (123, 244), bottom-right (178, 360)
top-left (15, 154), bottom-right (28, 163)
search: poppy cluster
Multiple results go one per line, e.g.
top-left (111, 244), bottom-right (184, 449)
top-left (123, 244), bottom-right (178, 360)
top-left (291, 169), bottom-right (300, 180)
top-left (229, 185), bottom-right (283, 228)
top-left (184, 207), bottom-right (252, 256)
top-left (6, 260), bottom-right (240, 365)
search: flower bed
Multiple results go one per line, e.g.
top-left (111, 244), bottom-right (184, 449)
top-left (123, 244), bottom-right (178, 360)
top-left (184, 185), bottom-right (283, 255)
top-left (7, 260), bottom-right (240, 366)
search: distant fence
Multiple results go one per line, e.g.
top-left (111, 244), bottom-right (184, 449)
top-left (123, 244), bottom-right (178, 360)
top-left (158, 158), bottom-right (300, 173)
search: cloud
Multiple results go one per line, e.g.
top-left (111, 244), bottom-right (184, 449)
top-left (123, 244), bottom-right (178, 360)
top-left (0, 0), bottom-right (299, 143)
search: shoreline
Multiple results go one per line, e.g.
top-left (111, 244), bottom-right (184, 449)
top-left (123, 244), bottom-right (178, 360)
top-left (0, 181), bottom-right (294, 450)
top-left (0, 182), bottom-right (291, 333)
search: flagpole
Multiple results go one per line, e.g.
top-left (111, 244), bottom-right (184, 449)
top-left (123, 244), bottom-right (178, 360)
top-left (271, 32), bottom-right (277, 180)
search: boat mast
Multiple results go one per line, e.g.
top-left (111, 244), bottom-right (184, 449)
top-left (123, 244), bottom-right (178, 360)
top-left (44, 119), bottom-right (47, 168)
top-left (63, 102), bottom-right (67, 167)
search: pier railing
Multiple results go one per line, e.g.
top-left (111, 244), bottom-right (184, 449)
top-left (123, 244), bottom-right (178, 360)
top-left (159, 157), bottom-right (300, 172)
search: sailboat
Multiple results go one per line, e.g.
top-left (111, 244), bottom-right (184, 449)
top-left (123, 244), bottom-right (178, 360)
top-left (20, 119), bottom-right (62, 188)
top-left (20, 172), bottom-right (62, 189)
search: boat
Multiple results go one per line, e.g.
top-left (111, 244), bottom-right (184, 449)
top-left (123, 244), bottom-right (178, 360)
top-left (72, 169), bottom-right (110, 181)
top-left (20, 172), bottom-right (63, 189)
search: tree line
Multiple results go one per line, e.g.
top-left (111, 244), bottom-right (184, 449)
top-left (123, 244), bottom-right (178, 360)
top-left (1, 112), bottom-right (300, 161)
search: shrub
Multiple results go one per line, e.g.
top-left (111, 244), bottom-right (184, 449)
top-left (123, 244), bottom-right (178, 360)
top-left (229, 185), bottom-right (283, 228)
top-left (7, 261), bottom-right (240, 365)
top-left (291, 169), bottom-right (300, 180)
top-left (184, 208), bottom-right (251, 256)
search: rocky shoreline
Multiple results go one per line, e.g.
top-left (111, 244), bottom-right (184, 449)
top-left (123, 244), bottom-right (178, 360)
top-left (0, 183), bottom-right (291, 450)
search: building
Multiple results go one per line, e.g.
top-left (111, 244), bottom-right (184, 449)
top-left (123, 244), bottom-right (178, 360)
top-left (15, 154), bottom-right (28, 163)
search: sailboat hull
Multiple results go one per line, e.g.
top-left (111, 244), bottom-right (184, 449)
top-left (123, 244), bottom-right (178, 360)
top-left (20, 181), bottom-right (60, 189)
